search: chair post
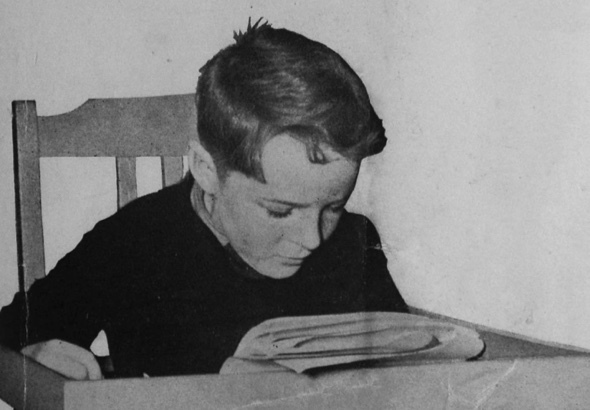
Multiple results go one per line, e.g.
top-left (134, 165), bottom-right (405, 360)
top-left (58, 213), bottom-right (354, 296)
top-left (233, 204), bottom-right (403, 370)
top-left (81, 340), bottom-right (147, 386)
top-left (116, 157), bottom-right (137, 209)
top-left (161, 156), bottom-right (184, 187)
top-left (12, 101), bottom-right (46, 291)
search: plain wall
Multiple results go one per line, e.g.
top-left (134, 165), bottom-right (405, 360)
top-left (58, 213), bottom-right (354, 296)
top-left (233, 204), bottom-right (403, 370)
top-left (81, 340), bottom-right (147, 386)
top-left (2, 0), bottom-right (590, 407)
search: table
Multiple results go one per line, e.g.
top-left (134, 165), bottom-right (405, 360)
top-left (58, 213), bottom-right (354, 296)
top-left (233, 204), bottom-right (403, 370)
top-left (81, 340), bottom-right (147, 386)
top-left (2, 314), bottom-right (589, 410)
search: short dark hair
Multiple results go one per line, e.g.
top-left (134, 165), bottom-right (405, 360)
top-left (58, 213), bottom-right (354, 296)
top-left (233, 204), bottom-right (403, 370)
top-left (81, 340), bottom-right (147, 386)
top-left (196, 19), bottom-right (387, 182)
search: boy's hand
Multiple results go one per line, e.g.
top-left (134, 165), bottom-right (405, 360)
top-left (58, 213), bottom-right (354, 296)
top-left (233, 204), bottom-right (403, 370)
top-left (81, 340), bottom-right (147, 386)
top-left (21, 339), bottom-right (103, 380)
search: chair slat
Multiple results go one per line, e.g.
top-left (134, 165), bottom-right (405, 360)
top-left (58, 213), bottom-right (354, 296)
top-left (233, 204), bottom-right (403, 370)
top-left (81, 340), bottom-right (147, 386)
top-left (161, 156), bottom-right (184, 187)
top-left (12, 101), bottom-right (46, 290)
top-left (116, 157), bottom-right (137, 208)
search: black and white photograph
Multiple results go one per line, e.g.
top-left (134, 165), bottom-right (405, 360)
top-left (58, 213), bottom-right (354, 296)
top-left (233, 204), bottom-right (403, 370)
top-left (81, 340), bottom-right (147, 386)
top-left (1, 1), bottom-right (590, 408)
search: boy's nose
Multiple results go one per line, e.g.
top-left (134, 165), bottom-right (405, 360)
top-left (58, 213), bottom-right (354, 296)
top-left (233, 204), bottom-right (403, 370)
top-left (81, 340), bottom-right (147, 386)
top-left (297, 212), bottom-right (322, 251)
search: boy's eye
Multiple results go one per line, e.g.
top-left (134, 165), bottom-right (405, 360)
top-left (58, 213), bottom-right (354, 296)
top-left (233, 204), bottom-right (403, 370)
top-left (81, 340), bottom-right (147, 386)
top-left (266, 208), bottom-right (293, 219)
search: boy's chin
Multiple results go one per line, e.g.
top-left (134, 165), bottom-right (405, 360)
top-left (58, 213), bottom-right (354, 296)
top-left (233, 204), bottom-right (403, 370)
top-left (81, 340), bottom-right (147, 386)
top-left (256, 263), bottom-right (301, 280)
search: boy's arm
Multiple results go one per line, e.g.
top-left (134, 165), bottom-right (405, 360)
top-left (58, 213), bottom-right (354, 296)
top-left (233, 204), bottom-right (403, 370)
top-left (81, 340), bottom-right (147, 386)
top-left (0, 215), bottom-right (130, 375)
top-left (0, 271), bottom-right (105, 380)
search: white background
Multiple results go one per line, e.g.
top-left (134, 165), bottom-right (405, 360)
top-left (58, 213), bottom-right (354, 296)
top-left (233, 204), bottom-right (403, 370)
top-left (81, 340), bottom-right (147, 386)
top-left (2, 1), bottom-right (590, 407)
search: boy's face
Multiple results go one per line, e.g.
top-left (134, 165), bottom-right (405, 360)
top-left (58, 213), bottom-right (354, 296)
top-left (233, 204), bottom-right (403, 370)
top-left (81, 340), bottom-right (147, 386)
top-left (210, 134), bottom-right (359, 279)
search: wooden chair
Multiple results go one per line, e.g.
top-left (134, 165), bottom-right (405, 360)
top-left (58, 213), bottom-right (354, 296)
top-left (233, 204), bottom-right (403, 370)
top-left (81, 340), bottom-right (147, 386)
top-left (12, 94), bottom-right (197, 292)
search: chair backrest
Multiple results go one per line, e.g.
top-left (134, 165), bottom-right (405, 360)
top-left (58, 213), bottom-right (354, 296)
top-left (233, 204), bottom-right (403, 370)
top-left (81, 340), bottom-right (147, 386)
top-left (12, 94), bottom-right (197, 291)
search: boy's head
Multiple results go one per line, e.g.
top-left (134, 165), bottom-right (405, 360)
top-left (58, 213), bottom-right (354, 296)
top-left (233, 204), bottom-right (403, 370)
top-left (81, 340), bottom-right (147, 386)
top-left (194, 19), bottom-right (386, 182)
top-left (188, 20), bottom-right (387, 279)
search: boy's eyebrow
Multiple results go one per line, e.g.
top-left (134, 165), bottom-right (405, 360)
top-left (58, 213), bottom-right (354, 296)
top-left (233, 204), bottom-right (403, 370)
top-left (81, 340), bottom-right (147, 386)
top-left (259, 198), bottom-right (306, 208)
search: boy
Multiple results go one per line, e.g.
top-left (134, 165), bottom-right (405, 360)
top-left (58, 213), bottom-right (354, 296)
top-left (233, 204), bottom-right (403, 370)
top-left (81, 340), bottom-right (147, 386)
top-left (0, 20), bottom-right (406, 379)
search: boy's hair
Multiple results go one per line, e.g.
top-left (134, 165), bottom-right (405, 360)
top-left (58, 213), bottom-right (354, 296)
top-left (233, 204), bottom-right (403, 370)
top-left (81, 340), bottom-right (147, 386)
top-left (196, 19), bottom-right (387, 182)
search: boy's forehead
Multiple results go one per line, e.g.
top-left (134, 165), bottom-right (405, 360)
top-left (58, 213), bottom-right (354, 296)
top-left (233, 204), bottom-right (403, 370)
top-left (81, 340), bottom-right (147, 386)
top-left (251, 134), bottom-right (359, 201)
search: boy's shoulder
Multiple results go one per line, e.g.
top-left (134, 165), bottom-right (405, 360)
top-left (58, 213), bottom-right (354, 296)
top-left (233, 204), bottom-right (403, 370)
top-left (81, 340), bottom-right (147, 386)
top-left (84, 177), bottom-right (195, 247)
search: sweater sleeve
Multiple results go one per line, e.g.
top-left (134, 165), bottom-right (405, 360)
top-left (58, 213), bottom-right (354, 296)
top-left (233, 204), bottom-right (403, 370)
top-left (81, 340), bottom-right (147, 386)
top-left (0, 216), bottom-right (130, 351)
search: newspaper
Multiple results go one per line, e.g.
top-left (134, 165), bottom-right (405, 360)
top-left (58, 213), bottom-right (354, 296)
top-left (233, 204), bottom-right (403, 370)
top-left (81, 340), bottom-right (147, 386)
top-left (220, 312), bottom-right (485, 374)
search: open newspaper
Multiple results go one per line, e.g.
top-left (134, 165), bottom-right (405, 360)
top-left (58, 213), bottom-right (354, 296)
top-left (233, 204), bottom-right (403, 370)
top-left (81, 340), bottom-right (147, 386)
top-left (220, 312), bottom-right (485, 374)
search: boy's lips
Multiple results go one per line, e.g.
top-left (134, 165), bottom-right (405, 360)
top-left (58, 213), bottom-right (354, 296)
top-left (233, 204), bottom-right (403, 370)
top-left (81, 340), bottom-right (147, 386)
top-left (280, 256), bottom-right (308, 265)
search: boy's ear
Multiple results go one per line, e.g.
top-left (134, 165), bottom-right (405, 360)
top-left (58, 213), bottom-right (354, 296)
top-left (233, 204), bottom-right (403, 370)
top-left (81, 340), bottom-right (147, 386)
top-left (188, 139), bottom-right (220, 194)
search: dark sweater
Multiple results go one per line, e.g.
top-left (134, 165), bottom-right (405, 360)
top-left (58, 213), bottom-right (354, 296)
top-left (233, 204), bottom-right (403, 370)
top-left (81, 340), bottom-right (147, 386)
top-left (0, 177), bottom-right (406, 377)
